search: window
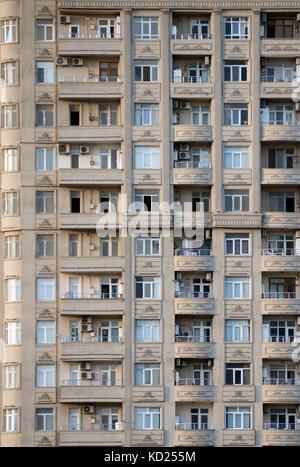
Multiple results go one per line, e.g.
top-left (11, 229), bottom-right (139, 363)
top-left (4, 366), bottom-right (17, 389)
top-left (98, 18), bottom-right (118, 39)
top-left (36, 235), bottom-right (54, 257)
top-left (190, 408), bottom-right (209, 430)
top-left (135, 364), bottom-right (160, 385)
top-left (134, 61), bottom-right (158, 82)
top-left (225, 407), bottom-right (251, 429)
top-left (5, 322), bottom-right (20, 345)
top-left (134, 146), bottom-right (160, 169)
top-left (100, 408), bottom-right (119, 430)
top-left (99, 104), bottom-right (118, 126)
top-left (224, 190), bottom-right (249, 212)
top-left (174, 148), bottom-right (211, 169)
top-left (36, 105), bottom-right (53, 127)
top-left (135, 407), bottom-right (160, 430)
top-left (69, 25), bottom-right (80, 38)
top-left (134, 190), bottom-right (159, 212)
top-left (267, 277), bottom-right (295, 299)
top-left (192, 192), bottom-right (210, 212)
top-left (267, 234), bottom-right (294, 255)
top-left (185, 62), bottom-right (209, 83)
top-left (70, 105), bottom-right (80, 126)
top-left (225, 277), bottom-right (250, 299)
top-left (190, 19), bottom-right (210, 39)
top-left (268, 408), bottom-right (296, 430)
top-left (98, 321), bottom-right (119, 343)
top-left (224, 61), bottom-right (248, 82)
top-left (263, 320), bottom-right (296, 343)
top-left (36, 278), bottom-right (55, 301)
top-left (267, 148), bottom-right (294, 169)
top-left (36, 365), bottom-right (54, 387)
top-left (3, 148), bottom-right (18, 171)
top-left (36, 148), bottom-right (54, 171)
top-left (3, 409), bottom-right (19, 432)
top-left (224, 104), bottom-right (248, 125)
top-left (135, 235), bottom-right (160, 256)
top-left (1, 61), bottom-right (17, 85)
top-left (4, 235), bottom-right (20, 259)
top-left (35, 408), bottom-right (53, 431)
top-left (224, 17), bottom-right (248, 39)
top-left (225, 233), bottom-right (249, 255)
top-left (36, 321), bottom-right (55, 344)
top-left (1, 19), bottom-right (17, 43)
top-left (266, 18), bottom-right (294, 39)
top-left (99, 62), bottom-right (118, 82)
top-left (70, 191), bottom-right (81, 213)
top-left (133, 17), bottom-right (159, 40)
top-left (100, 237), bottom-right (119, 257)
top-left (135, 104), bottom-right (159, 126)
top-left (268, 192), bottom-right (294, 212)
top-left (263, 63), bottom-right (294, 83)
top-left (264, 364), bottom-right (296, 385)
top-left (36, 191), bottom-right (54, 214)
top-left (36, 61), bottom-right (54, 84)
top-left (99, 191), bottom-right (118, 213)
top-left (3, 191), bottom-right (18, 215)
top-left (99, 278), bottom-right (119, 299)
top-left (135, 277), bottom-right (160, 299)
top-left (226, 364), bottom-right (250, 385)
top-left (224, 147), bottom-right (249, 168)
top-left (69, 234), bottom-right (79, 257)
top-left (260, 105), bottom-right (294, 126)
top-left (191, 106), bottom-right (210, 125)
top-left (191, 278), bottom-right (211, 298)
top-left (192, 320), bottom-right (212, 342)
top-left (99, 149), bottom-right (120, 169)
top-left (36, 20), bottom-right (54, 41)
top-left (1, 105), bottom-right (17, 128)
top-left (5, 279), bottom-right (20, 302)
top-left (225, 320), bottom-right (250, 342)
top-left (135, 320), bottom-right (160, 342)
top-left (190, 364), bottom-right (211, 386)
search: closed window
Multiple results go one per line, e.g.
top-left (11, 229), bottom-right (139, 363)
top-left (224, 17), bottom-right (248, 39)
top-left (3, 192), bottom-right (18, 215)
top-left (267, 148), bottom-right (294, 169)
top-left (225, 320), bottom-right (250, 342)
top-left (1, 105), bottom-right (17, 128)
top-left (36, 105), bottom-right (53, 127)
top-left (135, 277), bottom-right (160, 299)
top-left (36, 365), bottom-right (54, 387)
top-left (36, 235), bottom-right (54, 257)
top-left (268, 192), bottom-right (294, 212)
top-left (36, 321), bottom-right (55, 344)
top-left (135, 364), bottom-right (160, 385)
top-left (134, 146), bottom-right (160, 169)
top-left (224, 104), bottom-right (248, 125)
top-left (4, 365), bottom-right (17, 389)
top-left (192, 106), bottom-right (210, 125)
top-left (134, 61), bottom-right (158, 81)
top-left (133, 17), bottom-right (159, 40)
top-left (69, 234), bottom-right (79, 257)
top-left (224, 146), bottom-right (249, 168)
top-left (224, 61), bottom-right (248, 81)
top-left (225, 277), bottom-right (250, 299)
top-left (226, 364), bottom-right (250, 385)
top-left (36, 278), bottom-right (55, 301)
top-left (1, 19), bottom-right (17, 43)
top-left (135, 407), bottom-right (160, 430)
top-left (224, 190), bottom-right (249, 212)
top-left (36, 191), bottom-right (54, 214)
top-left (135, 236), bottom-right (159, 256)
top-left (3, 148), bottom-right (18, 171)
top-left (4, 235), bottom-right (20, 259)
top-left (225, 407), bottom-right (251, 429)
top-left (5, 279), bottom-right (20, 302)
top-left (190, 19), bottom-right (210, 39)
top-left (99, 149), bottom-right (120, 169)
top-left (36, 61), bottom-right (53, 84)
top-left (35, 408), bottom-right (53, 431)
top-left (135, 320), bottom-right (160, 342)
top-left (135, 104), bottom-right (159, 125)
top-left (36, 20), bottom-right (54, 41)
top-left (266, 18), bottom-right (294, 39)
top-left (36, 148), bottom-right (54, 171)
top-left (3, 409), bottom-right (19, 432)
top-left (261, 105), bottom-right (294, 126)
top-left (5, 321), bottom-right (20, 344)
top-left (1, 61), bottom-right (17, 85)
top-left (100, 237), bottom-right (119, 257)
top-left (225, 233), bottom-right (249, 255)
top-left (99, 104), bottom-right (118, 126)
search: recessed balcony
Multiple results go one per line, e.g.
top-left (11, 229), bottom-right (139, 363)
top-left (174, 380), bottom-right (215, 402)
top-left (60, 337), bottom-right (124, 361)
top-left (261, 168), bottom-right (300, 185)
top-left (174, 249), bottom-right (214, 272)
top-left (261, 39), bottom-right (300, 57)
top-left (60, 256), bottom-right (124, 274)
top-left (174, 338), bottom-right (215, 359)
top-left (58, 33), bottom-right (122, 56)
top-left (261, 123), bottom-right (300, 142)
top-left (58, 76), bottom-right (122, 100)
top-left (60, 294), bottom-right (124, 316)
top-left (174, 425), bottom-right (214, 446)
top-left (59, 212), bottom-right (121, 230)
top-left (173, 165), bottom-right (212, 185)
top-left (60, 379), bottom-right (124, 403)
top-left (171, 78), bottom-right (214, 100)
top-left (263, 213), bottom-right (300, 229)
top-left (261, 250), bottom-right (300, 272)
top-left (262, 338), bottom-right (296, 359)
top-left (58, 126), bottom-right (123, 143)
top-left (59, 168), bottom-right (124, 186)
top-left (170, 36), bottom-right (213, 56)
top-left (262, 379), bottom-right (300, 403)
top-left (59, 424), bottom-right (125, 446)
top-left (173, 125), bottom-right (212, 142)
top-left (262, 427), bottom-right (300, 446)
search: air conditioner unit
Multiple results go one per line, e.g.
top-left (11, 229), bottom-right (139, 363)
top-left (90, 203), bottom-right (96, 209)
top-left (60, 16), bottom-right (71, 24)
top-left (90, 244), bottom-right (95, 250)
top-left (90, 288), bottom-right (95, 295)
top-left (83, 405), bottom-right (95, 414)
top-left (80, 145), bottom-right (90, 154)
top-left (261, 12), bottom-right (267, 22)
top-left (80, 362), bottom-right (91, 371)
top-left (296, 58), bottom-right (300, 65)
top-left (178, 152), bottom-right (191, 160)
top-left (173, 100), bottom-right (179, 109)
top-left (89, 114), bottom-right (95, 121)
top-left (180, 101), bottom-right (190, 110)
top-left (81, 372), bottom-right (95, 380)
top-left (82, 323), bottom-right (93, 332)
top-left (58, 144), bottom-right (70, 154)
top-left (72, 58), bottom-right (83, 66)
top-left (297, 316), bottom-right (300, 326)
top-left (56, 57), bottom-right (68, 66)
top-left (295, 102), bottom-right (300, 112)
top-left (180, 144), bottom-right (190, 151)
top-left (204, 55), bottom-right (210, 66)
top-left (205, 229), bottom-right (211, 240)
top-left (82, 316), bottom-right (93, 324)
top-left (206, 272), bottom-right (212, 281)
top-left (297, 13), bottom-right (300, 21)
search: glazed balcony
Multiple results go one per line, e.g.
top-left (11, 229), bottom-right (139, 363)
top-left (174, 249), bottom-right (214, 272)
top-left (60, 379), bottom-right (124, 403)
top-left (60, 256), bottom-right (124, 274)
top-left (175, 424), bottom-right (214, 446)
top-left (58, 76), bottom-right (122, 100)
top-left (174, 379), bottom-right (215, 402)
top-left (261, 249), bottom-right (300, 272)
top-left (174, 337), bottom-right (215, 359)
top-left (60, 337), bottom-right (124, 361)
top-left (59, 168), bottom-right (124, 186)
top-left (59, 424), bottom-right (124, 446)
top-left (261, 169), bottom-right (300, 185)
top-left (173, 164), bottom-right (212, 185)
top-left (262, 379), bottom-right (300, 403)
top-left (58, 125), bottom-right (123, 143)
top-left (58, 32), bottom-right (122, 56)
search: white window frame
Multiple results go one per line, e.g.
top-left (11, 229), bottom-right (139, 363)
top-left (224, 190), bottom-right (249, 212)
top-left (135, 236), bottom-right (160, 256)
top-left (35, 105), bottom-right (54, 127)
top-left (99, 104), bottom-right (118, 126)
top-left (36, 61), bottom-right (54, 84)
top-left (267, 191), bottom-right (294, 212)
top-left (267, 148), bottom-right (294, 169)
top-left (224, 62), bottom-right (248, 82)
top-left (4, 235), bottom-right (20, 259)
top-left (69, 24), bottom-right (80, 38)
top-left (5, 279), bottom-right (20, 302)
top-left (134, 407), bottom-right (161, 430)
top-left (226, 364), bottom-right (250, 385)
top-left (134, 146), bottom-right (160, 169)
top-left (225, 407), bottom-right (251, 429)
top-left (135, 320), bottom-right (160, 342)
top-left (1, 61), bottom-right (17, 85)
top-left (134, 61), bottom-right (158, 82)
top-left (1, 19), bottom-right (17, 43)
top-left (36, 365), bottom-right (54, 387)
top-left (3, 409), bottom-right (19, 432)
top-left (134, 104), bottom-right (159, 126)
top-left (224, 146), bottom-right (249, 168)
top-left (36, 191), bottom-right (54, 214)
top-left (225, 320), bottom-right (250, 342)
top-left (224, 105), bottom-right (248, 126)
top-left (4, 365), bottom-right (17, 389)
top-left (190, 19), bottom-right (210, 39)
top-left (3, 191), bottom-right (18, 215)
top-left (5, 321), bottom-right (20, 345)
top-left (36, 321), bottom-right (55, 344)
top-left (135, 363), bottom-right (160, 385)
top-left (3, 148), bottom-right (18, 171)
top-left (133, 17), bottom-right (159, 40)
top-left (224, 17), bottom-right (248, 40)
top-left (191, 106), bottom-right (210, 125)
top-left (36, 21), bottom-right (54, 42)
top-left (135, 277), bottom-right (160, 299)
top-left (35, 408), bottom-right (53, 431)
top-left (98, 18), bottom-right (117, 39)
top-left (225, 234), bottom-right (249, 255)
top-left (99, 149), bottom-right (121, 169)
top-left (36, 234), bottom-right (54, 257)
top-left (36, 278), bottom-right (55, 301)
top-left (1, 105), bottom-right (17, 128)
top-left (225, 277), bottom-right (250, 299)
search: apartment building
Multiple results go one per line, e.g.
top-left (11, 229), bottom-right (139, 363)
top-left (0, 0), bottom-right (300, 447)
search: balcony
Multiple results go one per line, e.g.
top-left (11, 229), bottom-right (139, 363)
top-left (58, 126), bottom-right (123, 143)
top-left (173, 165), bottom-right (212, 185)
top-left (262, 379), bottom-right (300, 403)
top-left (60, 380), bottom-right (124, 403)
top-left (262, 338), bottom-right (296, 359)
top-left (173, 125), bottom-right (212, 142)
top-left (174, 296), bottom-right (214, 315)
top-left (261, 123), bottom-right (300, 142)
top-left (171, 77), bottom-right (214, 100)
top-left (58, 76), bottom-right (122, 100)
top-left (222, 430), bottom-right (255, 446)
top-left (262, 426), bottom-right (300, 446)
top-left (174, 338), bottom-right (215, 359)
top-left (261, 250), bottom-right (300, 272)
top-left (59, 212), bottom-right (121, 230)
top-left (170, 35), bottom-right (213, 56)
top-left (60, 337), bottom-right (124, 361)
top-left (260, 80), bottom-right (296, 99)
top-left (213, 213), bottom-right (262, 229)
top-left (174, 249), bottom-right (214, 272)
top-left (58, 33), bottom-right (122, 56)
top-left (59, 168), bottom-right (123, 186)
top-left (261, 39), bottom-right (300, 57)
top-left (174, 424), bottom-right (214, 446)
top-left (174, 380), bottom-right (215, 402)
top-left (263, 213), bottom-right (300, 229)
top-left (61, 293), bottom-right (124, 316)
top-left (222, 385), bottom-right (255, 402)
top-left (261, 294), bottom-right (300, 315)
top-left (261, 168), bottom-right (300, 185)
top-left (59, 424), bottom-right (125, 446)
top-left (60, 256), bottom-right (124, 274)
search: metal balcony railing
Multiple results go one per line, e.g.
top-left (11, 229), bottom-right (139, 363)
top-left (60, 423), bottom-right (123, 432)
top-left (63, 292), bottom-right (122, 300)
top-left (261, 119), bottom-right (300, 126)
top-left (261, 74), bottom-right (295, 83)
top-left (59, 32), bottom-right (121, 39)
top-left (175, 378), bottom-right (211, 386)
top-left (62, 336), bottom-right (121, 343)
top-left (171, 75), bottom-right (210, 83)
top-left (175, 291), bottom-right (211, 298)
top-left (262, 336), bottom-right (295, 343)
top-left (175, 422), bottom-right (209, 430)
top-left (264, 423), bottom-right (296, 430)
top-left (175, 335), bottom-right (211, 343)
top-left (175, 248), bottom-right (211, 256)
top-left (59, 76), bottom-right (121, 83)
top-left (61, 377), bottom-right (122, 387)
top-left (174, 161), bottom-right (212, 169)
top-left (171, 33), bottom-right (212, 40)
top-left (261, 248), bottom-right (300, 256)
top-left (261, 292), bottom-right (297, 299)
top-left (262, 378), bottom-right (298, 385)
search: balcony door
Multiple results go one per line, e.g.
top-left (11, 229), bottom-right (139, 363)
top-left (98, 321), bottom-right (119, 342)
top-left (99, 62), bottom-right (118, 82)
top-left (269, 277), bottom-right (295, 298)
top-left (100, 408), bottom-right (119, 430)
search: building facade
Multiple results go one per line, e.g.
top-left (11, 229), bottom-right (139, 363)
top-left (1, 0), bottom-right (300, 447)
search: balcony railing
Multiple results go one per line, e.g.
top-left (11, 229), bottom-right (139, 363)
top-left (59, 32), bottom-right (121, 39)
top-left (60, 423), bottom-right (123, 432)
top-left (262, 248), bottom-right (300, 256)
top-left (261, 292), bottom-right (297, 299)
top-left (261, 119), bottom-right (300, 126)
top-left (263, 336), bottom-right (295, 343)
top-left (175, 335), bottom-right (211, 343)
top-left (171, 75), bottom-right (210, 83)
top-left (59, 76), bottom-right (121, 83)
top-left (62, 336), bottom-right (121, 343)
top-left (263, 378), bottom-right (297, 385)
top-left (175, 378), bottom-right (211, 386)
top-left (171, 33), bottom-right (212, 40)
top-left (175, 248), bottom-right (211, 256)
top-left (61, 378), bottom-right (122, 387)
top-left (174, 161), bottom-right (211, 169)
top-left (261, 74), bottom-right (295, 83)
top-left (63, 292), bottom-right (122, 300)
top-left (175, 291), bottom-right (211, 298)
top-left (264, 423), bottom-right (296, 430)
top-left (175, 423), bottom-right (209, 430)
